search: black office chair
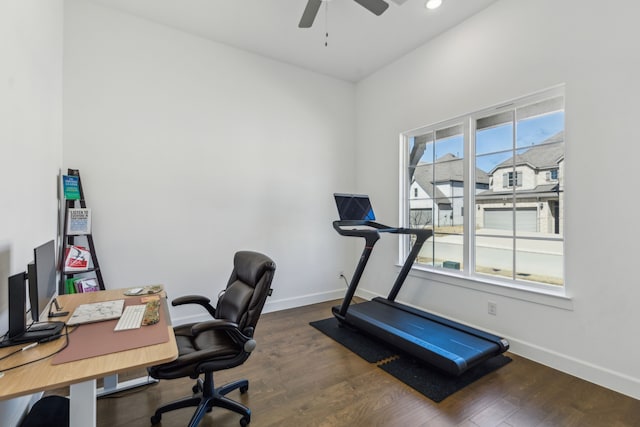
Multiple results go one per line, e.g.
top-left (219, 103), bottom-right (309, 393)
top-left (148, 251), bottom-right (276, 427)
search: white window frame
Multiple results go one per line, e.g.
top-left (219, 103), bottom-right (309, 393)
top-left (399, 86), bottom-right (570, 306)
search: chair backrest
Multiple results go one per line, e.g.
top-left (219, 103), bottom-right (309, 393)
top-left (215, 251), bottom-right (276, 334)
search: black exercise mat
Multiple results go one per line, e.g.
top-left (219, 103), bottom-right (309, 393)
top-left (309, 316), bottom-right (512, 402)
top-left (379, 353), bottom-right (511, 402)
top-left (309, 317), bottom-right (396, 362)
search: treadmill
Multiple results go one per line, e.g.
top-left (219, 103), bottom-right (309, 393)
top-left (332, 193), bottom-right (509, 376)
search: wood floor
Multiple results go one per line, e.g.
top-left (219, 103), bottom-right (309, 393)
top-left (86, 300), bottom-right (638, 427)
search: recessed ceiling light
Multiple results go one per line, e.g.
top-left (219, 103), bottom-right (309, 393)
top-left (426, 0), bottom-right (442, 10)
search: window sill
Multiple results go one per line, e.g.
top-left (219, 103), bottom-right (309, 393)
top-left (404, 264), bottom-right (574, 311)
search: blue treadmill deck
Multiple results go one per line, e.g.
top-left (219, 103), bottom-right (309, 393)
top-left (339, 298), bottom-right (508, 376)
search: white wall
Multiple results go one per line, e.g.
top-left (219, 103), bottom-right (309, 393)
top-left (355, 0), bottom-right (640, 398)
top-left (4, 3), bottom-right (636, 424)
top-left (63, 0), bottom-right (357, 324)
top-left (0, 1), bottom-right (63, 424)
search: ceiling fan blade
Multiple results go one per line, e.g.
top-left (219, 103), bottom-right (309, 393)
top-left (299, 0), bottom-right (323, 28)
top-left (353, 0), bottom-right (389, 16)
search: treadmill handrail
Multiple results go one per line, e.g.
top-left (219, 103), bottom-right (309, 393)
top-left (333, 220), bottom-right (433, 317)
top-left (332, 219), bottom-right (394, 235)
top-left (333, 220), bottom-right (432, 237)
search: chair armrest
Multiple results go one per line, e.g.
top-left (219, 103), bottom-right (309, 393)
top-left (191, 319), bottom-right (240, 335)
top-left (191, 319), bottom-right (256, 352)
top-left (172, 295), bottom-right (216, 317)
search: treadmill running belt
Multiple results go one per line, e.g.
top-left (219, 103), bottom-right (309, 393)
top-left (343, 300), bottom-right (502, 375)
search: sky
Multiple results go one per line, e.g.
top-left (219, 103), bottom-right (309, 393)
top-left (411, 111), bottom-right (565, 173)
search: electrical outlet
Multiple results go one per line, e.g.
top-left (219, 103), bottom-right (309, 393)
top-left (488, 301), bottom-right (497, 316)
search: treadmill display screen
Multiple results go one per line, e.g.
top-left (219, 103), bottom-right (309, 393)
top-left (334, 193), bottom-right (376, 221)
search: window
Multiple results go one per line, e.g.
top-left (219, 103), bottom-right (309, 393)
top-left (402, 86), bottom-right (564, 289)
top-left (503, 171), bottom-right (522, 188)
top-left (407, 122), bottom-right (465, 269)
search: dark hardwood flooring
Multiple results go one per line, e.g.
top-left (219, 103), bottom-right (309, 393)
top-left (53, 299), bottom-right (639, 426)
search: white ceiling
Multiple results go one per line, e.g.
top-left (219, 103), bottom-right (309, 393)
top-left (86, 0), bottom-right (498, 82)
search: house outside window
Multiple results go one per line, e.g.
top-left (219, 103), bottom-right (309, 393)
top-left (402, 86), bottom-right (565, 289)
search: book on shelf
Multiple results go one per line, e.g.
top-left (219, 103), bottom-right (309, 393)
top-left (65, 277), bottom-right (100, 293)
top-left (62, 175), bottom-right (81, 200)
top-left (65, 278), bottom-right (78, 294)
top-left (67, 208), bottom-right (92, 235)
top-left (64, 245), bottom-right (91, 272)
top-left (76, 278), bottom-right (99, 293)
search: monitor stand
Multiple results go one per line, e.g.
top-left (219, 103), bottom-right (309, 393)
top-left (0, 322), bottom-right (65, 347)
top-left (16, 298), bottom-right (69, 342)
top-left (3, 321), bottom-right (65, 346)
top-left (28, 321), bottom-right (65, 333)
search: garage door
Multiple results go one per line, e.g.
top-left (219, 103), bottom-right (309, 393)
top-left (484, 208), bottom-right (537, 232)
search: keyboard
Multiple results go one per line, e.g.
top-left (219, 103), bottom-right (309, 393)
top-left (114, 304), bottom-right (146, 331)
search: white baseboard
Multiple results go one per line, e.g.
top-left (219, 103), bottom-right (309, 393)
top-left (262, 289), bottom-right (346, 313)
top-left (508, 338), bottom-right (640, 400)
top-left (171, 288), bottom-right (346, 326)
top-left (355, 288), bottom-right (380, 301)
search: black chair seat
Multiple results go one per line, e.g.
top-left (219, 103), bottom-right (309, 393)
top-left (149, 327), bottom-right (239, 379)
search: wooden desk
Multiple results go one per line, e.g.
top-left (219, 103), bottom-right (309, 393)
top-left (0, 288), bottom-right (178, 427)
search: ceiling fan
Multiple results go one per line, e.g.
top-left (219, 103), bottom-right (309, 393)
top-left (298, 0), bottom-right (390, 28)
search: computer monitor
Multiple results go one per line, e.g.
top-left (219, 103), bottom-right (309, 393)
top-left (27, 240), bottom-right (57, 322)
top-left (0, 241), bottom-right (65, 348)
top-left (333, 193), bottom-right (376, 221)
top-left (1, 268), bottom-right (64, 347)
top-left (7, 272), bottom-right (27, 340)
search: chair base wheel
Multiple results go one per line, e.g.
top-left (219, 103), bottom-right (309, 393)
top-left (151, 375), bottom-right (253, 426)
top-left (192, 378), bottom-right (203, 394)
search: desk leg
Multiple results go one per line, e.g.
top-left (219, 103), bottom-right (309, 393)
top-left (70, 379), bottom-right (97, 427)
top-left (97, 373), bottom-right (158, 397)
